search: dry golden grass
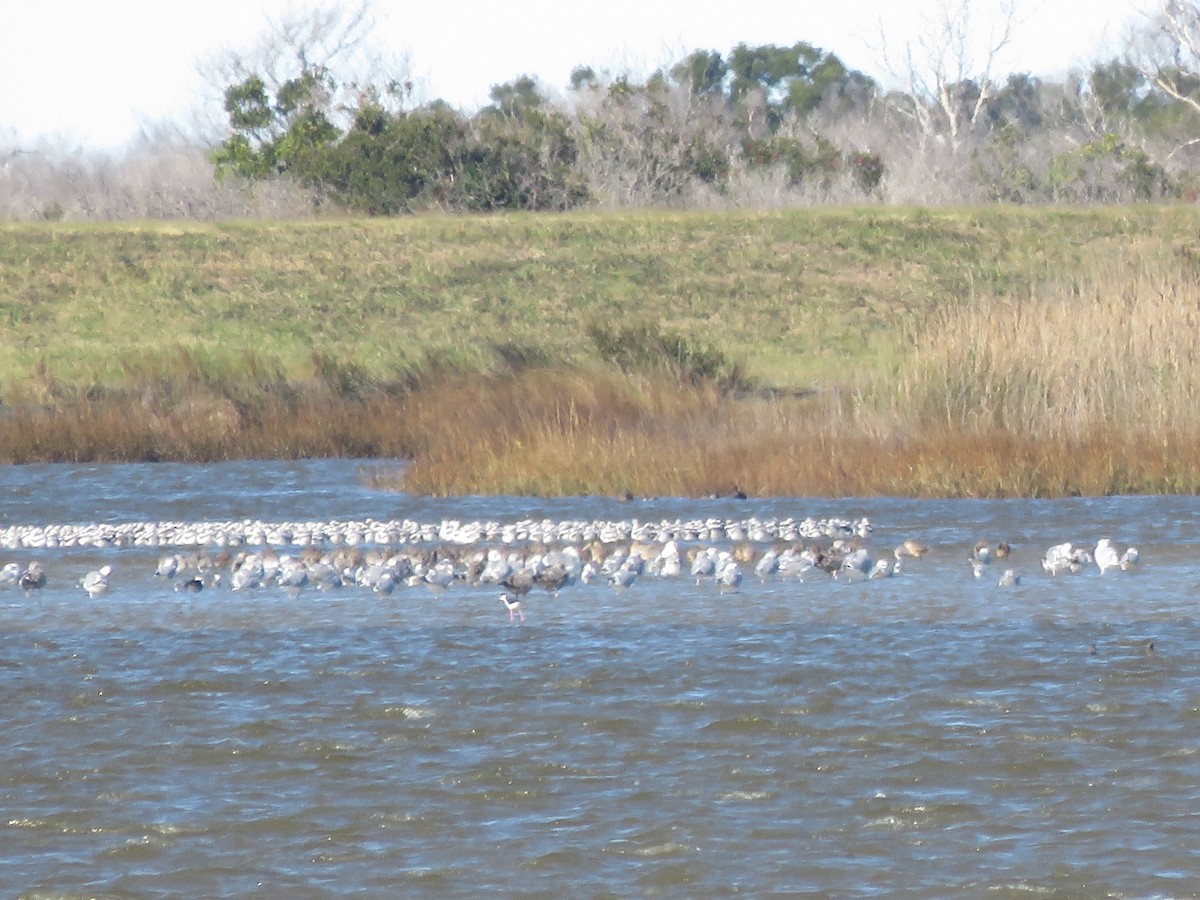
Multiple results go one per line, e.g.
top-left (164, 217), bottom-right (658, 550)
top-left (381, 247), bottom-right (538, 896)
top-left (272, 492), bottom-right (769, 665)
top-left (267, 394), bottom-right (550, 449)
top-left (384, 370), bottom-right (1200, 497)
top-left (0, 386), bottom-right (416, 464)
top-left (887, 246), bottom-right (1200, 438)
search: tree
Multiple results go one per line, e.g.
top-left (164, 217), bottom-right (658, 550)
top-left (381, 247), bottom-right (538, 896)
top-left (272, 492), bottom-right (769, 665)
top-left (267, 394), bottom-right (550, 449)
top-left (317, 101), bottom-right (469, 213)
top-left (1125, 0), bottom-right (1200, 157)
top-left (726, 42), bottom-right (867, 130)
top-left (1129, 0), bottom-right (1200, 116)
top-left (211, 69), bottom-right (340, 180)
top-left (878, 0), bottom-right (1023, 151)
top-left (573, 77), bottom-right (736, 205)
top-left (199, 1), bottom-right (383, 109)
top-left (670, 50), bottom-right (728, 98)
top-left (460, 78), bottom-right (589, 211)
top-left (204, 1), bottom-right (416, 181)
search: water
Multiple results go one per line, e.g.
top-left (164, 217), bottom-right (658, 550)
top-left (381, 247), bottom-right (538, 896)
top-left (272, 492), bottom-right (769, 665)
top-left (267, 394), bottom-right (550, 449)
top-left (3, 461), bottom-right (1200, 896)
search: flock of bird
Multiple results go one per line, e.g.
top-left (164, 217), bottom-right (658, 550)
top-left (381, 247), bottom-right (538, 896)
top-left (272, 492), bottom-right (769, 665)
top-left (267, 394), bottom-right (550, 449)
top-left (0, 514), bottom-right (874, 551)
top-left (0, 515), bottom-right (1141, 620)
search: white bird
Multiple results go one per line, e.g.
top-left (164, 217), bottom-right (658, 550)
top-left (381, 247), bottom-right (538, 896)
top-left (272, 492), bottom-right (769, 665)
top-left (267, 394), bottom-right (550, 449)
top-left (655, 541), bottom-right (682, 578)
top-left (276, 559), bottom-right (309, 591)
top-left (869, 559), bottom-right (893, 579)
top-left (479, 549), bottom-right (514, 585)
top-left (840, 546), bottom-right (872, 578)
top-left (423, 560), bottom-right (457, 593)
top-left (690, 549), bottom-right (717, 585)
top-left (500, 591), bottom-right (525, 622)
top-left (308, 562), bottom-right (342, 590)
top-left (1042, 542), bottom-right (1087, 576)
top-left (657, 553), bottom-right (682, 578)
top-left (1120, 547), bottom-right (1140, 572)
top-left (155, 554), bottom-right (180, 579)
top-left (716, 560), bottom-right (742, 593)
top-left (0, 562), bottom-right (20, 588)
top-left (609, 561), bottom-right (640, 590)
top-left (998, 568), bottom-right (1020, 587)
top-left (755, 550), bottom-right (780, 580)
top-left (777, 548), bottom-right (815, 579)
top-left (1094, 538), bottom-right (1121, 575)
top-left (231, 554), bottom-right (265, 591)
top-left (81, 564), bottom-right (112, 598)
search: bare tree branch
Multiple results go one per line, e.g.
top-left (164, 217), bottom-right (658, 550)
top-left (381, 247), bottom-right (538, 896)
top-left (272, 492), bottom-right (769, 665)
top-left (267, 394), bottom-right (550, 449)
top-left (876, 0), bottom-right (1024, 151)
top-left (1128, 0), bottom-right (1200, 116)
top-left (194, 0), bottom-right (417, 141)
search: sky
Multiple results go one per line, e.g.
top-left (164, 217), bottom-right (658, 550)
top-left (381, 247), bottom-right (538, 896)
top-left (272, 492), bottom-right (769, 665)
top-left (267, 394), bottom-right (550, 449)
top-left (0, 0), bottom-right (1159, 151)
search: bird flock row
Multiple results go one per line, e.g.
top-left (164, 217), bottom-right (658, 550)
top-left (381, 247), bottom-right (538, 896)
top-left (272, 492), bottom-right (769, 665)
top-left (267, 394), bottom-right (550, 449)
top-left (0, 514), bottom-right (874, 550)
top-left (0, 524), bottom-right (1141, 619)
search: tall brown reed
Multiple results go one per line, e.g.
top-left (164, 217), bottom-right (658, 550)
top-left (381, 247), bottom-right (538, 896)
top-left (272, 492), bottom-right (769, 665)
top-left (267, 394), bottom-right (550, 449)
top-left (390, 365), bottom-right (1200, 497)
top-left (387, 245), bottom-right (1200, 497)
top-left (886, 247), bottom-right (1200, 439)
top-left (0, 354), bottom-right (421, 463)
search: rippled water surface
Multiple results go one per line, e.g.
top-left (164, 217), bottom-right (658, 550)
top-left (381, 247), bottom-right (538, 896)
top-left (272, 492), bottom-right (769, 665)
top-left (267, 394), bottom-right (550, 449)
top-left (4, 461), bottom-right (1200, 897)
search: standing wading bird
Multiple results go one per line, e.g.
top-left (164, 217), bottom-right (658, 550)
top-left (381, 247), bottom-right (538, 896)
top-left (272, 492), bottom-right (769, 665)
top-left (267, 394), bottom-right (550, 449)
top-left (534, 564), bottom-right (572, 596)
top-left (423, 559), bottom-right (457, 593)
top-left (838, 545), bottom-right (872, 582)
top-left (500, 591), bottom-right (525, 622)
top-left (609, 559), bottom-right (640, 590)
top-left (690, 548), bottom-right (717, 585)
top-left (155, 554), bottom-right (180, 579)
top-left (755, 549), bottom-right (780, 580)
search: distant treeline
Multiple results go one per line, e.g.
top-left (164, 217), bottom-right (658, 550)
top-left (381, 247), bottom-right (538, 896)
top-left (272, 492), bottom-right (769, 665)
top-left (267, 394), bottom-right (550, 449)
top-left (6, 8), bottom-right (1200, 220)
top-left (207, 42), bottom-right (1200, 214)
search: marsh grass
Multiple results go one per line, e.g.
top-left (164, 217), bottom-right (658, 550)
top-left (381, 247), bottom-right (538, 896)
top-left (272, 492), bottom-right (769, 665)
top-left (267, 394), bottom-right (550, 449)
top-left (384, 369), bottom-right (1200, 497)
top-left (0, 385), bottom-right (416, 463)
top-left (885, 244), bottom-right (1200, 438)
top-left (7, 209), bottom-right (1200, 495)
top-left (384, 241), bottom-right (1200, 497)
